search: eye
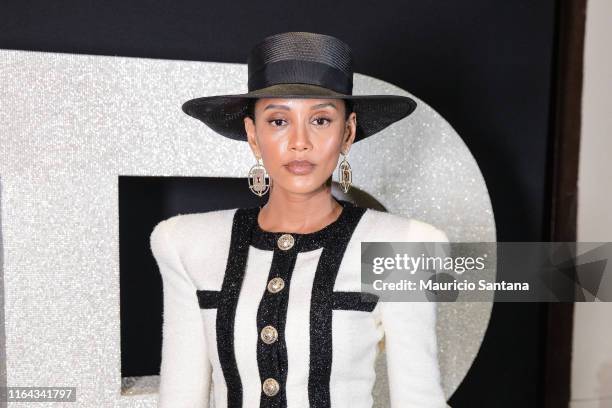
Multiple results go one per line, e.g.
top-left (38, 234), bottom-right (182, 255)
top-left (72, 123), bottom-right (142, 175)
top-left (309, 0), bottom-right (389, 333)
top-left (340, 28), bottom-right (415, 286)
top-left (312, 116), bottom-right (332, 127)
top-left (268, 118), bottom-right (287, 127)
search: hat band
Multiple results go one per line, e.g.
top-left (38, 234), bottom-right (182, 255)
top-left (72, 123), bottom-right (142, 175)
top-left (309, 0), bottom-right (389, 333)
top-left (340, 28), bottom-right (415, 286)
top-left (248, 60), bottom-right (353, 95)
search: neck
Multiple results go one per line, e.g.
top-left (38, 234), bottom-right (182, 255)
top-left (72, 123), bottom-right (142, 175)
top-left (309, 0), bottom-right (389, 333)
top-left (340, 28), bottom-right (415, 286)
top-left (257, 184), bottom-right (343, 234)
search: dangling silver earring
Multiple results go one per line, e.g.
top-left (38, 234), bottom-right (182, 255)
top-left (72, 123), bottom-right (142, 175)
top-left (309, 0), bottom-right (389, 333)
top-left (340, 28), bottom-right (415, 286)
top-left (248, 156), bottom-right (270, 196)
top-left (338, 150), bottom-right (352, 193)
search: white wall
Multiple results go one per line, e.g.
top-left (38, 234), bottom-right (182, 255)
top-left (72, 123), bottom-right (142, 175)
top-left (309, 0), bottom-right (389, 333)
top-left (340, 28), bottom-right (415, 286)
top-left (571, 0), bottom-right (612, 407)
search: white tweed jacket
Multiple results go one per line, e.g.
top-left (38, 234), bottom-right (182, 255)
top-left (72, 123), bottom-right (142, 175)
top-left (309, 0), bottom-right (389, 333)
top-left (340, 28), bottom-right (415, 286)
top-left (150, 199), bottom-right (448, 408)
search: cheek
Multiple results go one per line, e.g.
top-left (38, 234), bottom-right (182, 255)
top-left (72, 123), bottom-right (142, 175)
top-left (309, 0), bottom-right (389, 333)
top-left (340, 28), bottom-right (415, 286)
top-left (319, 146), bottom-right (340, 171)
top-left (254, 128), bottom-right (284, 160)
top-left (316, 134), bottom-right (343, 166)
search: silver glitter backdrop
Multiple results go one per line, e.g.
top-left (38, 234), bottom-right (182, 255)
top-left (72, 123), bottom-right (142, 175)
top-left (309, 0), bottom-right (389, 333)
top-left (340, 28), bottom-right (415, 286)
top-left (0, 49), bottom-right (495, 407)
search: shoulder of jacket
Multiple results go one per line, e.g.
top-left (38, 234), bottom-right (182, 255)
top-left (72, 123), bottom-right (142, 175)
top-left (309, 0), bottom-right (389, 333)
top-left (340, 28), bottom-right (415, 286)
top-left (363, 208), bottom-right (449, 242)
top-left (156, 207), bottom-right (238, 230)
top-left (150, 207), bottom-right (239, 252)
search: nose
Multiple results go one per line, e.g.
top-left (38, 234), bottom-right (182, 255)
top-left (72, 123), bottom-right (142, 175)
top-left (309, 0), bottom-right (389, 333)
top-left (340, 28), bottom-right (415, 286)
top-left (288, 119), bottom-right (312, 152)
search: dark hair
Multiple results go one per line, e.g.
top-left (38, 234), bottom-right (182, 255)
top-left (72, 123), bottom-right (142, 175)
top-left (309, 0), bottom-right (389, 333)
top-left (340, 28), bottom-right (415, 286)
top-left (245, 99), bottom-right (257, 121)
top-left (245, 99), bottom-right (354, 122)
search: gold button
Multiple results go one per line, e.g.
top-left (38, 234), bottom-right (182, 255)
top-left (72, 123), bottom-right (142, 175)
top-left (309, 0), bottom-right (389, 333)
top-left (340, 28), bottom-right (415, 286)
top-left (267, 277), bottom-right (285, 293)
top-left (260, 325), bottom-right (278, 344)
top-left (277, 234), bottom-right (294, 250)
top-left (262, 377), bottom-right (280, 396)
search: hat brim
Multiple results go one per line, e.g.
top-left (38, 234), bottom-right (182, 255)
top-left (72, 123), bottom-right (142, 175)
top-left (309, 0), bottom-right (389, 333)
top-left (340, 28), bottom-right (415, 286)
top-left (181, 83), bottom-right (417, 143)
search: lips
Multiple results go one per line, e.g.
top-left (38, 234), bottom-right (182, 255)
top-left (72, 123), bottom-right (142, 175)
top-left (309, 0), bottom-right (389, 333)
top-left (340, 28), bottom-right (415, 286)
top-left (284, 160), bottom-right (315, 175)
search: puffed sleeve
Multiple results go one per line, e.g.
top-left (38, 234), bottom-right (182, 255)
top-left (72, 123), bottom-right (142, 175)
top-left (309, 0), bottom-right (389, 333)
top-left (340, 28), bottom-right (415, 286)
top-left (150, 217), bottom-right (212, 408)
top-left (379, 226), bottom-right (449, 408)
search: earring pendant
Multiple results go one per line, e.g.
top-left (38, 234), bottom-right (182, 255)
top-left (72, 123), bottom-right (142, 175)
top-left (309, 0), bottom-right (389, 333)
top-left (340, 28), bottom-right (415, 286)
top-left (338, 153), bottom-right (352, 193)
top-left (248, 157), bottom-right (270, 196)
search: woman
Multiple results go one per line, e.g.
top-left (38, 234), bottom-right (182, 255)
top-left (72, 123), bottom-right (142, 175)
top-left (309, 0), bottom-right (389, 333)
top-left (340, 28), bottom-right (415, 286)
top-left (150, 31), bottom-right (449, 408)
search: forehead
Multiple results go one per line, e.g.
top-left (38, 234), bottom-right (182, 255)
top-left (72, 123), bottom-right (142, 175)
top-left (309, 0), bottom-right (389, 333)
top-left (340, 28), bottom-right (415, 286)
top-left (254, 97), bottom-right (345, 110)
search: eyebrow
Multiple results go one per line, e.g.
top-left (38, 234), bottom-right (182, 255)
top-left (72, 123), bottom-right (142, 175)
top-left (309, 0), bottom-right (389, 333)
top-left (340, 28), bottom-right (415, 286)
top-left (262, 102), bottom-right (338, 111)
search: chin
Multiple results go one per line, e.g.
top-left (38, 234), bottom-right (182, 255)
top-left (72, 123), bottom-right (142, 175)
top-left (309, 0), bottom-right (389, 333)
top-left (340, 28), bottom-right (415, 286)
top-left (278, 179), bottom-right (326, 194)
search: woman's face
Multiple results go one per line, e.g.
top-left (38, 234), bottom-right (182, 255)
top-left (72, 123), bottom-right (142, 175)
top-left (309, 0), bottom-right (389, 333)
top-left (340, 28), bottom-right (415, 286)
top-left (244, 98), bottom-right (356, 196)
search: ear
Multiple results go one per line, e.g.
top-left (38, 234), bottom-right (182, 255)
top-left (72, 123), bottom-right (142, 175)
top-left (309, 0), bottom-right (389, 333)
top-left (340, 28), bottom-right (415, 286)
top-left (244, 116), bottom-right (261, 158)
top-left (342, 111), bottom-right (357, 153)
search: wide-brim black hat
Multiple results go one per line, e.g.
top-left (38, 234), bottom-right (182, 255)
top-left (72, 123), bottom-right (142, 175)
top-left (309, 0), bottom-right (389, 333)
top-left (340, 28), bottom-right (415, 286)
top-left (181, 32), bottom-right (417, 143)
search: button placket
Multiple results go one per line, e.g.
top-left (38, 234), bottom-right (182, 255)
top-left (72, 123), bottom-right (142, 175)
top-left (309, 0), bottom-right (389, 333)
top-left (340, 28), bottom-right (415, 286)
top-left (258, 235), bottom-right (300, 402)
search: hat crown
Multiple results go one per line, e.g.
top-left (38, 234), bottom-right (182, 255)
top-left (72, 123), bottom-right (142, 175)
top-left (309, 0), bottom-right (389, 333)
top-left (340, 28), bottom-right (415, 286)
top-left (246, 31), bottom-right (354, 94)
